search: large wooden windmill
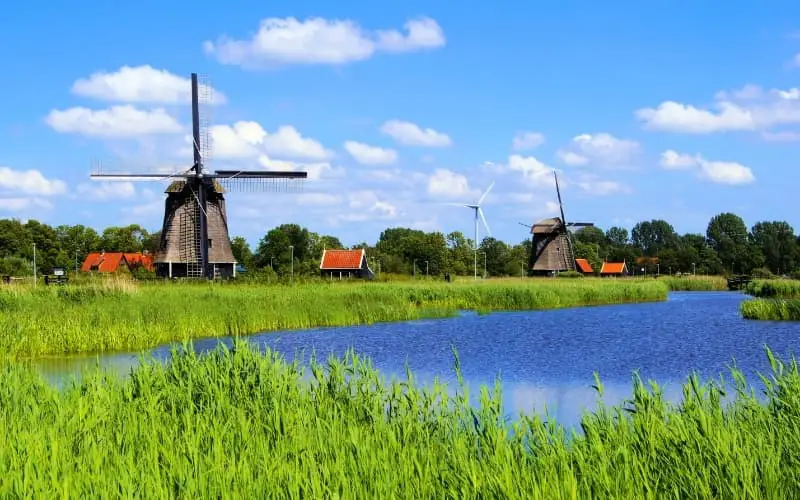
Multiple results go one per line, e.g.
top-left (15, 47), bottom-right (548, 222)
top-left (90, 73), bottom-right (307, 279)
top-left (527, 171), bottom-right (593, 275)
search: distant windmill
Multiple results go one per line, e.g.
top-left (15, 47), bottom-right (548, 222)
top-left (443, 182), bottom-right (494, 280)
top-left (89, 73), bottom-right (307, 280)
top-left (527, 171), bottom-right (594, 275)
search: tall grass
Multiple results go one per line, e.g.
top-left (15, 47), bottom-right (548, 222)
top-left (660, 275), bottom-right (728, 291)
top-left (0, 340), bottom-right (798, 496)
top-left (741, 279), bottom-right (800, 321)
top-left (745, 279), bottom-right (800, 299)
top-left (0, 279), bottom-right (667, 359)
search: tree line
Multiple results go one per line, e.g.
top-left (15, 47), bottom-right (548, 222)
top-left (0, 212), bottom-right (798, 278)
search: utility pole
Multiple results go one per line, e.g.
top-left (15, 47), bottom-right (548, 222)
top-left (481, 252), bottom-right (487, 279)
top-left (425, 260), bottom-right (429, 277)
top-left (33, 242), bottom-right (36, 286)
top-left (289, 245), bottom-right (294, 286)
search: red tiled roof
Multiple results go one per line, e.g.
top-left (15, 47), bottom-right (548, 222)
top-left (320, 249), bottom-right (365, 270)
top-left (123, 253), bottom-right (154, 271)
top-left (575, 258), bottom-right (593, 273)
top-left (600, 262), bottom-right (627, 274)
top-left (81, 252), bottom-right (153, 273)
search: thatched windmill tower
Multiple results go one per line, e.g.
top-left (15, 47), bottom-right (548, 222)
top-left (90, 73), bottom-right (306, 279)
top-left (527, 171), bottom-right (593, 275)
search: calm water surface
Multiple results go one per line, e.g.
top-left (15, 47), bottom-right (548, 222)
top-left (31, 291), bottom-right (800, 427)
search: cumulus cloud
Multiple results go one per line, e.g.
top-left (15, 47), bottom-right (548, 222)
top-left (426, 169), bottom-right (477, 199)
top-left (636, 84), bottom-right (800, 137)
top-left (70, 65), bottom-right (227, 104)
top-left (658, 149), bottom-right (755, 185)
top-left (212, 121), bottom-right (332, 161)
top-left (343, 141), bottom-right (398, 165)
top-left (380, 120), bottom-right (452, 147)
top-left (0, 167), bottom-right (67, 195)
top-left (511, 131), bottom-right (545, 151)
top-left (76, 181), bottom-right (137, 201)
top-left (204, 16), bottom-right (445, 69)
top-left (45, 105), bottom-right (182, 137)
top-left (556, 133), bottom-right (640, 168)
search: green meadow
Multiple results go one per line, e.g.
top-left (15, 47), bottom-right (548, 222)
top-left (741, 279), bottom-right (800, 321)
top-left (0, 278), bottom-right (668, 359)
top-left (1, 340), bottom-right (798, 497)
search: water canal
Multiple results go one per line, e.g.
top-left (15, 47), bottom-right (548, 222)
top-left (31, 291), bottom-right (800, 428)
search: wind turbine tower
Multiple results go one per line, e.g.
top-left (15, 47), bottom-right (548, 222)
top-left (463, 182), bottom-right (494, 280)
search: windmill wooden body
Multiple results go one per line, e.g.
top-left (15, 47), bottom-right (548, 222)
top-left (528, 171), bottom-right (593, 275)
top-left (90, 73), bottom-right (306, 279)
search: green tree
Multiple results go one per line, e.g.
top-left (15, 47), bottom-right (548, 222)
top-left (750, 221), bottom-right (799, 275)
top-left (631, 220), bottom-right (679, 256)
top-left (605, 226), bottom-right (629, 247)
top-left (706, 213), bottom-right (762, 273)
top-left (230, 236), bottom-right (255, 270)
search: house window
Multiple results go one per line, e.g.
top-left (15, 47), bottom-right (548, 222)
top-left (90, 265), bottom-right (99, 271)
top-left (208, 239), bottom-right (213, 247)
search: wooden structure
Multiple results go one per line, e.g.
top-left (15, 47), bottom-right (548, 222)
top-left (528, 171), bottom-right (593, 275)
top-left (81, 251), bottom-right (154, 273)
top-left (575, 258), bottom-right (594, 275)
top-left (727, 275), bottom-right (751, 291)
top-left (600, 261), bottom-right (629, 277)
top-left (319, 249), bottom-right (374, 279)
top-left (89, 72), bottom-right (306, 279)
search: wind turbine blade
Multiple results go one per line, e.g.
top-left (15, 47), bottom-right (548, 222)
top-left (478, 208), bottom-right (491, 236)
top-left (477, 181), bottom-right (495, 206)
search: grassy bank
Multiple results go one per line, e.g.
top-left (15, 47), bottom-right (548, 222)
top-left (1, 341), bottom-right (798, 497)
top-left (741, 279), bottom-right (800, 321)
top-left (0, 279), bottom-right (667, 359)
top-left (660, 275), bottom-right (728, 291)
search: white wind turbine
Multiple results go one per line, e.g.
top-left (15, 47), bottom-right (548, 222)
top-left (445, 182), bottom-right (494, 280)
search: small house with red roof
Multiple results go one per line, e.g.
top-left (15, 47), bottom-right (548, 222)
top-left (319, 248), bottom-right (374, 280)
top-left (81, 251), bottom-right (154, 274)
top-left (600, 261), bottom-right (628, 277)
top-left (575, 258), bottom-right (594, 275)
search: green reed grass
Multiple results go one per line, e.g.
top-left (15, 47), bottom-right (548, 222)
top-left (741, 298), bottom-right (800, 321)
top-left (0, 279), bottom-right (667, 359)
top-left (661, 275), bottom-right (728, 291)
top-left (0, 340), bottom-right (798, 497)
top-left (745, 279), bottom-right (800, 299)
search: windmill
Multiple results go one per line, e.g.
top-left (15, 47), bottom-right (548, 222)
top-left (90, 73), bottom-right (307, 279)
top-left (528, 171), bottom-right (593, 276)
top-left (442, 182), bottom-right (494, 279)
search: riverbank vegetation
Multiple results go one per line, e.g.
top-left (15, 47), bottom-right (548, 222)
top-left (741, 279), bottom-right (800, 320)
top-left (0, 279), bottom-right (667, 359)
top-left (660, 275), bottom-right (728, 291)
top-left (1, 341), bottom-right (798, 496)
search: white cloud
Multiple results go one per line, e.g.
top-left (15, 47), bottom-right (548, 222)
top-left (636, 84), bottom-right (800, 135)
top-left (0, 167), bottom-right (67, 195)
top-left (556, 133), bottom-right (640, 167)
top-left (45, 105), bottom-right (182, 137)
top-left (70, 65), bottom-right (227, 104)
top-left (204, 16), bottom-right (444, 69)
top-left (339, 190), bottom-right (398, 221)
top-left (556, 150), bottom-right (589, 166)
top-left (380, 120), bottom-right (452, 147)
top-left (762, 130), bottom-right (800, 141)
top-left (512, 131), bottom-right (545, 151)
top-left (212, 121), bottom-right (332, 161)
top-left (576, 180), bottom-right (631, 195)
top-left (427, 169), bottom-right (476, 198)
top-left (657, 149), bottom-right (755, 185)
top-left (507, 155), bottom-right (555, 187)
top-left (0, 198), bottom-right (53, 212)
top-left (659, 150), bottom-right (698, 170)
top-left (76, 181), bottom-right (136, 200)
top-left (343, 141), bottom-right (397, 165)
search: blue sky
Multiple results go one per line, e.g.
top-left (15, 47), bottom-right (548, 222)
top-left (3, 1), bottom-right (800, 248)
